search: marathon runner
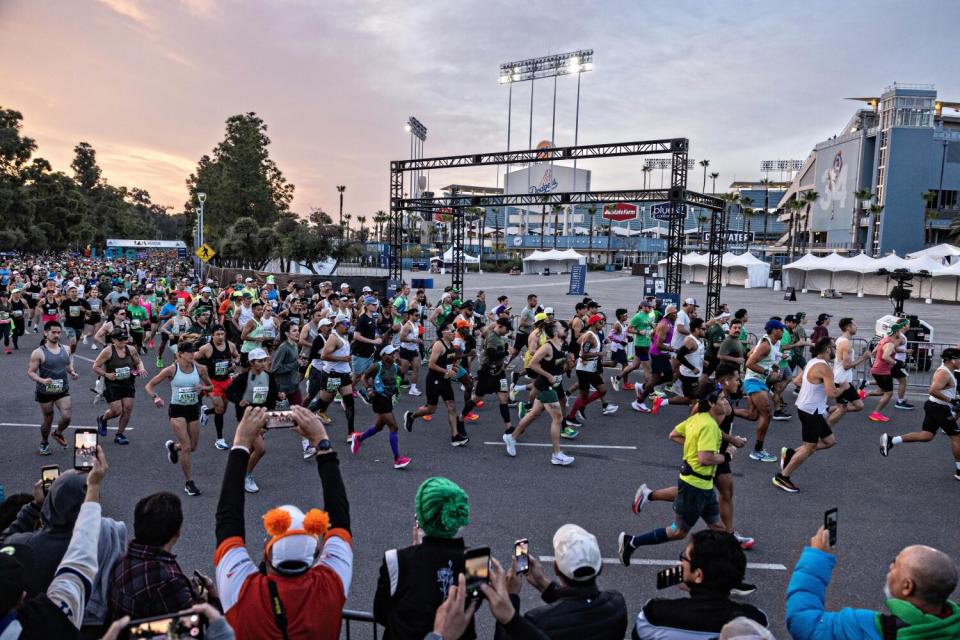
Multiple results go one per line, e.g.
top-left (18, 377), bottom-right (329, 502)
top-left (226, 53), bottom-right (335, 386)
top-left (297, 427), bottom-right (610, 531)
top-left (397, 309), bottom-right (422, 396)
top-left (830, 317), bottom-right (869, 424)
top-left (403, 323), bottom-right (469, 447)
top-left (59, 286), bottom-right (89, 364)
top-left (350, 344), bottom-right (411, 469)
top-left (611, 299), bottom-right (655, 392)
top-left (868, 319), bottom-right (906, 423)
top-left (633, 305), bottom-right (678, 413)
top-left (154, 291), bottom-right (181, 366)
top-left (92, 328), bottom-right (146, 445)
top-left (26, 321), bottom-right (80, 455)
top-left (9, 289), bottom-right (27, 350)
top-left (469, 318), bottom-right (515, 438)
top-left (196, 324), bottom-right (240, 450)
top-left (651, 317), bottom-right (708, 415)
top-left (225, 347), bottom-right (280, 493)
top-left (567, 313), bottom-right (618, 422)
top-left (307, 315), bottom-right (358, 440)
top-left (735, 319), bottom-right (784, 463)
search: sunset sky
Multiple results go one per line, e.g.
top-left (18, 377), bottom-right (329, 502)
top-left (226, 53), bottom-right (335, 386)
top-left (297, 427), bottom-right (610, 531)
top-left (2, 0), bottom-right (958, 222)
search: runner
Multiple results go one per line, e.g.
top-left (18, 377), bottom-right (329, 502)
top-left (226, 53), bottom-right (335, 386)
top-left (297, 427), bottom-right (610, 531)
top-left (891, 323), bottom-right (916, 411)
top-left (144, 341), bottom-right (212, 496)
top-left (606, 308), bottom-right (631, 388)
top-left (830, 317), bottom-right (869, 425)
top-left (26, 321), bottom-right (80, 455)
top-left (302, 318), bottom-right (334, 429)
top-left (58, 286), bottom-right (89, 363)
top-left (652, 317), bottom-right (708, 415)
top-left (239, 300), bottom-right (267, 368)
top-left (868, 319), bottom-right (905, 423)
top-left (632, 305), bottom-right (678, 413)
top-left (82, 286), bottom-right (103, 349)
top-left (612, 299), bottom-right (655, 392)
top-left (715, 318), bottom-right (746, 378)
top-left (0, 291), bottom-right (12, 354)
top-left (567, 313), bottom-right (618, 422)
top-left (350, 344), bottom-right (411, 469)
top-left (397, 309), bottom-right (422, 396)
top-left (225, 347), bottom-right (280, 493)
top-left (619, 385), bottom-right (732, 563)
top-left (508, 293), bottom-right (539, 379)
top-left (306, 315), bottom-right (358, 440)
top-left (773, 337), bottom-right (849, 493)
top-left (502, 320), bottom-right (576, 466)
top-left (735, 319), bottom-right (784, 463)
top-left (880, 347), bottom-right (960, 481)
top-left (196, 324), bottom-right (240, 450)
top-left (126, 292), bottom-right (150, 355)
top-left (9, 289), bottom-right (27, 350)
top-left (403, 323), bottom-right (469, 446)
top-left (469, 317), bottom-right (517, 438)
top-left (154, 291), bottom-right (181, 367)
top-left (351, 296), bottom-right (382, 403)
top-left (92, 328), bottom-right (146, 444)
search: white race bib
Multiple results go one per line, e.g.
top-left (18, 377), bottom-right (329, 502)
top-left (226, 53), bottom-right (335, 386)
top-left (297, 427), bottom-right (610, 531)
top-left (499, 378), bottom-right (509, 392)
top-left (45, 379), bottom-right (64, 394)
top-left (176, 386), bottom-right (198, 405)
top-left (214, 360), bottom-right (230, 377)
top-left (114, 366), bottom-right (131, 381)
top-left (251, 385), bottom-right (268, 404)
top-left (131, 319), bottom-right (141, 329)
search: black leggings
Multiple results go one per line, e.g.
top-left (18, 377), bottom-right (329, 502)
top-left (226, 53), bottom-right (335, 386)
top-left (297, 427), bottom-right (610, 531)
top-left (0, 323), bottom-right (9, 347)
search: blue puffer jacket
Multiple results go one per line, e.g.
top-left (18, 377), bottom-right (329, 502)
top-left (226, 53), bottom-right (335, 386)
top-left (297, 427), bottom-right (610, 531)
top-left (786, 547), bottom-right (880, 640)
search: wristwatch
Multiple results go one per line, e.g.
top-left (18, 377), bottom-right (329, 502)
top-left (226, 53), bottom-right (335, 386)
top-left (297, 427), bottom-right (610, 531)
top-left (316, 438), bottom-right (332, 452)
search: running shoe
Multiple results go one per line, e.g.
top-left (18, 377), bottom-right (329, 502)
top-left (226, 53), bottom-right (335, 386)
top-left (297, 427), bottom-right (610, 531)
top-left (731, 581), bottom-right (757, 597)
top-left (357, 387), bottom-right (370, 405)
top-left (779, 447), bottom-right (795, 473)
top-left (508, 385), bottom-right (519, 402)
top-left (601, 404), bottom-right (619, 416)
top-left (33, 326), bottom-right (38, 333)
top-left (90, 344), bottom-right (98, 352)
top-left (349, 433), bottom-right (362, 455)
top-left (420, 407), bottom-right (432, 422)
top-left (618, 532), bottom-right (633, 567)
top-left (858, 389), bottom-right (867, 401)
top-left (148, 339), bottom-right (154, 349)
top-left (894, 400), bottom-right (915, 410)
top-left (632, 401), bottom-right (651, 413)
top-left (184, 481), bottom-right (201, 497)
top-left (565, 417), bottom-right (582, 428)
top-left (393, 456), bottom-right (412, 469)
top-left (610, 376), bottom-right (621, 392)
top-left (3, 348), bottom-right (10, 355)
top-left (632, 483), bottom-right (652, 514)
top-left (652, 396), bottom-right (665, 416)
top-left (408, 386), bottom-right (422, 396)
top-left (623, 382), bottom-right (636, 391)
top-left (772, 409), bottom-right (792, 421)
top-left (244, 474), bottom-right (259, 493)
top-left (560, 426), bottom-right (579, 439)
top-left (772, 473), bottom-right (799, 493)
top-left (215, 438), bottom-right (230, 450)
top-left (550, 451), bottom-right (574, 466)
top-left (317, 412), bottom-right (333, 424)
top-left (880, 433), bottom-right (891, 457)
top-left (734, 533), bottom-right (756, 550)
top-left (503, 433), bottom-right (517, 457)
top-left (39, 442), bottom-right (51, 456)
top-left (96, 414), bottom-right (108, 437)
top-left (302, 445), bottom-right (316, 459)
top-left (114, 434), bottom-right (129, 445)
top-left (165, 439), bottom-right (179, 464)
top-left (954, 470), bottom-right (960, 482)
top-left (868, 411), bottom-right (890, 422)
top-left (403, 411), bottom-right (414, 433)
top-left (199, 407), bottom-right (209, 428)
top-left (155, 357), bottom-right (163, 368)
top-left (749, 449), bottom-right (777, 463)
top-left (517, 402), bottom-right (527, 419)
top-left (451, 434), bottom-right (469, 447)
top-left (475, 400), bottom-right (485, 409)
top-left (577, 408), bottom-right (587, 422)
top-left (51, 431), bottom-right (67, 448)
top-left (464, 412), bottom-right (480, 422)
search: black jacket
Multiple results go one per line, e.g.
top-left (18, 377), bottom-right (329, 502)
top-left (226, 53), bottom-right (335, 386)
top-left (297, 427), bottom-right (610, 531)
top-left (495, 581), bottom-right (628, 640)
top-left (373, 536), bottom-right (475, 640)
top-left (632, 587), bottom-right (768, 639)
top-left (224, 370), bottom-right (280, 408)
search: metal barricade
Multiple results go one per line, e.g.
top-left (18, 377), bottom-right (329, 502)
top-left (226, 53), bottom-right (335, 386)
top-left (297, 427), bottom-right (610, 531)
top-left (850, 338), bottom-right (950, 391)
top-left (342, 610), bottom-right (379, 639)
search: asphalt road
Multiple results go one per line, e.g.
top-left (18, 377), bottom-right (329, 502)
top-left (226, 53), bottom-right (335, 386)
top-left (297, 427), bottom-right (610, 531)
top-left (1, 282), bottom-right (958, 638)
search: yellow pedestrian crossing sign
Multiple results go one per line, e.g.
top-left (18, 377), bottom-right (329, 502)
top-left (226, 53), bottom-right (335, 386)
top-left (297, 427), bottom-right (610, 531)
top-left (196, 243), bottom-right (216, 263)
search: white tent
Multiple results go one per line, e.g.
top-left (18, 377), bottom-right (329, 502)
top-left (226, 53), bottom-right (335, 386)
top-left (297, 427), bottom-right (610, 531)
top-left (906, 243), bottom-right (960, 264)
top-left (930, 260), bottom-right (960, 302)
top-left (722, 252), bottom-right (771, 288)
top-left (522, 249), bottom-right (586, 274)
top-left (657, 252), bottom-right (710, 282)
top-left (783, 253), bottom-right (833, 290)
top-left (430, 248), bottom-right (479, 264)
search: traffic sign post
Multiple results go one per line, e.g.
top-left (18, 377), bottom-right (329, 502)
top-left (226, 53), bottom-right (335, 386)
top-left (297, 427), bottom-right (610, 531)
top-left (195, 243), bottom-right (216, 263)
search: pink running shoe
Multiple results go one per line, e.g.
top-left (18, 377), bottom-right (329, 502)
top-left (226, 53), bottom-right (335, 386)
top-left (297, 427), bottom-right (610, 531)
top-left (394, 456), bottom-right (412, 469)
top-left (349, 433), bottom-right (362, 455)
top-left (464, 412), bottom-right (480, 422)
top-left (868, 412), bottom-right (889, 423)
top-left (475, 400), bottom-right (485, 409)
top-left (419, 407), bottom-right (432, 422)
top-left (652, 396), bottom-right (665, 416)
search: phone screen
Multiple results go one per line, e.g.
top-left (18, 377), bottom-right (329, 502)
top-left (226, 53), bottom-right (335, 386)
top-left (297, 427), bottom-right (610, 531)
top-left (41, 465), bottom-right (60, 494)
top-left (464, 547), bottom-right (491, 598)
top-left (124, 612), bottom-right (205, 639)
top-left (264, 410), bottom-right (295, 429)
top-left (74, 430), bottom-right (98, 471)
top-left (514, 539), bottom-right (529, 574)
top-left (824, 508), bottom-right (838, 547)
top-left (656, 565), bottom-right (684, 590)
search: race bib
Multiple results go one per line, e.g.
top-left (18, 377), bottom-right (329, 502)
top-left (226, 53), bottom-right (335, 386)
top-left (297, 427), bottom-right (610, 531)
top-left (131, 319), bottom-right (141, 329)
top-left (69, 306), bottom-right (81, 317)
top-left (45, 378), bottom-right (64, 394)
top-left (553, 375), bottom-right (563, 387)
top-left (31, 292), bottom-right (39, 299)
top-left (176, 386), bottom-right (198, 405)
top-left (499, 378), bottom-right (509, 392)
top-left (325, 376), bottom-right (341, 393)
top-left (252, 385), bottom-right (268, 404)
top-left (214, 360), bottom-right (230, 377)
top-left (114, 366), bottom-right (131, 381)
top-left (12, 310), bottom-right (22, 317)
top-left (0, 311), bottom-right (8, 321)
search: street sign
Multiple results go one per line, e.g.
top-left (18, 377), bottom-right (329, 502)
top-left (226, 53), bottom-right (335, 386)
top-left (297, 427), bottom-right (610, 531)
top-left (602, 202), bottom-right (638, 222)
top-left (700, 230), bottom-right (754, 245)
top-left (195, 243), bottom-right (216, 263)
top-left (650, 203), bottom-right (687, 221)
top-left (567, 264), bottom-right (587, 296)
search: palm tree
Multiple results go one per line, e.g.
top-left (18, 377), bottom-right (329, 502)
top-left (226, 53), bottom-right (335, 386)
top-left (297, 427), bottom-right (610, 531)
top-left (642, 165), bottom-right (653, 190)
top-left (696, 214), bottom-right (710, 250)
top-left (587, 205), bottom-right (597, 264)
top-left (739, 196), bottom-right (754, 234)
top-left (709, 171), bottom-right (719, 194)
top-left (800, 191), bottom-right (820, 253)
top-left (373, 210), bottom-right (388, 243)
top-left (922, 190), bottom-right (939, 245)
top-left (785, 199), bottom-right (803, 260)
top-left (551, 204), bottom-right (563, 249)
top-left (699, 159), bottom-right (710, 192)
top-left (336, 185), bottom-right (346, 237)
top-left (759, 178), bottom-right (771, 254)
top-left (492, 207), bottom-right (502, 263)
top-left (852, 189), bottom-right (874, 252)
top-left (342, 213), bottom-right (352, 241)
top-left (356, 215), bottom-right (368, 242)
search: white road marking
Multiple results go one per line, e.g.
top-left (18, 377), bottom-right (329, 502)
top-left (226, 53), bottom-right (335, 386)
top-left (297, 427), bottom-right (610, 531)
top-left (73, 354), bottom-right (95, 363)
top-left (538, 555), bottom-right (786, 571)
top-left (0, 422), bottom-right (133, 431)
top-left (483, 441), bottom-right (637, 450)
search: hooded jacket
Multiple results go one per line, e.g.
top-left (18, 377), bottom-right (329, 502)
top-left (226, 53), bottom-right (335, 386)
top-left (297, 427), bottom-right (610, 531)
top-left (495, 580), bottom-right (628, 640)
top-left (787, 546), bottom-right (960, 640)
top-left (633, 586), bottom-right (768, 639)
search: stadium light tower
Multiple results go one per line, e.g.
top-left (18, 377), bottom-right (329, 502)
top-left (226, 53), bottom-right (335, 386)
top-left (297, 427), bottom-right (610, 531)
top-left (406, 117), bottom-right (427, 200)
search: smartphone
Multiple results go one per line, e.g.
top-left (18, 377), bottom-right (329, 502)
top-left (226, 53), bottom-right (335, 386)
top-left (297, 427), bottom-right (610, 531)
top-left (656, 565), bottom-right (684, 590)
top-left (463, 547), bottom-right (491, 600)
top-left (824, 508), bottom-right (838, 547)
top-left (41, 465), bottom-right (60, 495)
top-left (192, 570), bottom-right (206, 598)
top-left (120, 611), bottom-right (206, 639)
top-left (514, 538), bottom-right (529, 575)
top-left (264, 410), bottom-right (295, 429)
top-left (73, 429), bottom-right (98, 471)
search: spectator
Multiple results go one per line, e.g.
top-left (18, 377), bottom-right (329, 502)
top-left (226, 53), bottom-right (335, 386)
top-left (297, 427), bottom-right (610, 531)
top-left (492, 524), bottom-right (627, 640)
top-left (374, 477), bottom-right (473, 640)
top-left (108, 492), bottom-right (214, 621)
top-left (101, 603), bottom-right (235, 640)
top-left (786, 526), bottom-right (960, 639)
top-left (0, 471), bottom-right (127, 632)
top-left (214, 406), bottom-right (352, 640)
top-left (0, 447), bottom-right (110, 638)
top-left (633, 530), bottom-right (768, 638)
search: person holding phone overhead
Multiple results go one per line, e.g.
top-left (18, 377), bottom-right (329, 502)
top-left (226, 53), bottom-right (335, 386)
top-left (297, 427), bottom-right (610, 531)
top-left (145, 341), bottom-right (213, 497)
top-left (92, 327), bottom-right (146, 445)
top-left (27, 321), bottom-right (79, 456)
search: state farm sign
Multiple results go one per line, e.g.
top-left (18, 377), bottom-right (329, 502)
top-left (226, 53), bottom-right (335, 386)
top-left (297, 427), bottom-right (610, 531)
top-left (602, 202), bottom-right (638, 222)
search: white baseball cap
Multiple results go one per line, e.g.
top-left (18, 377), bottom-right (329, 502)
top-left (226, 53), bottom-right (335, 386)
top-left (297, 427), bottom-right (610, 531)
top-left (318, 318), bottom-right (332, 327)
top-left (362, 286), bottom-right (373, 293)
top-left (381, 344), bottom-right (398, 356)
top-left (248, 348), bottom-right (269, 361)
top-left (552, 524), bottom-right (601, 582)
top-left (339, 283), bottom-right (349, 289)
top-left (544, 306), bottom-right (554, 314)
top-left (683, 297), bottom-right (699, 307)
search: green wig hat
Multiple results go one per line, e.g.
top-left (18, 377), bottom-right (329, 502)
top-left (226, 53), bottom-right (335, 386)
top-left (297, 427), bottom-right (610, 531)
top-left (414, 477), bottom-right (469, 539)
top-left (887, 319), bottom-right (908, 336)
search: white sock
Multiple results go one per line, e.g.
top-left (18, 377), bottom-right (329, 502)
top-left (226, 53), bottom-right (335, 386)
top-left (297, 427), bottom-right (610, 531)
top-left (897, 395), bottom-right (905, 403)
top-left (661, 399), bottom-right (670, 406)
top-left (955, 461), bottom-right (960, 472)
top-left (892, 436), bottom-right (904, 446)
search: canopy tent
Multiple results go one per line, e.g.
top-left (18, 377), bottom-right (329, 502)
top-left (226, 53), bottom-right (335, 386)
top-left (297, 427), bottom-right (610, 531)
top-left (782, 251), bottom-right (951, 296)
top-left (430, 248), bottom-right (479, 264)
top-left (657, 252), bottom-right (709, 282)
top-left (906, 243), bottom-right (960, 264)
top-left (522, 249), bottom-right (586, 274)
top-left (722, 252), bottom-right (771, 288)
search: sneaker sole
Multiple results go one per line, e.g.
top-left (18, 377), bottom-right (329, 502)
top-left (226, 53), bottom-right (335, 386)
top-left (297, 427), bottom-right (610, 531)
top-left (451, 439), bottom-right (469, 447)
top-left (893, 404), bottom-right (914, 410)
top-left (551, 458), bottom-right (574, 466)
top-left (772, 415), bottom-right (792, 421)
top-left (394, 462), bottom-right (411, 469)
top-left (618, 532), bottom-right (630, 566)
top-left (632, 485), bottom-right (649, 514)
top-left (772, 478), bottom-right (799, 493)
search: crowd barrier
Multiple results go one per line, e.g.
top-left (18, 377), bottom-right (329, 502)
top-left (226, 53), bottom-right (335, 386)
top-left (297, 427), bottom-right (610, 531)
top-left (342, 610), bottom-right (380, 639)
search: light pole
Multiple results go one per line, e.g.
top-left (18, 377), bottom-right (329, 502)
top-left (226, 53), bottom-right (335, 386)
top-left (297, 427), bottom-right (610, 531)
top-left (404, 117), bottom-right (428, 260)
top-left (197, 191), bottom-right (206, 279)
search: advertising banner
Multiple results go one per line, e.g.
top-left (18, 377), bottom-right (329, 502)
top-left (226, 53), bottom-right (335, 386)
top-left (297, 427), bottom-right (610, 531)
top-left (812, 134), bottom-right (862, 233)
top-left (603, 202), bottom-right (639, 222)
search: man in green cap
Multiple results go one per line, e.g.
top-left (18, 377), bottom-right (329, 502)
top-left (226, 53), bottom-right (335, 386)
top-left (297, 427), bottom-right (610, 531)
top-left (374, 477), bottom-right (475, 639)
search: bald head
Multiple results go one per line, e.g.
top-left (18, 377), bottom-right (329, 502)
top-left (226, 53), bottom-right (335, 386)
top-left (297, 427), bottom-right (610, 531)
top-left (893, 545), bottom-right (958, 608)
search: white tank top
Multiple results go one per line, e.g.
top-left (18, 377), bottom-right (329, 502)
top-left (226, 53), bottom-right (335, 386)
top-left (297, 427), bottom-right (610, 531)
top-left (796, 358), bottom-right (829, 415)
top-left (236, 305), bottom-right (254, 327)
top-left (679, 336), bottom-right (705, 378)
top-left (326, 333), bottom-right (352, 374)
top-left (575, 331), bottom-right (600, 372)
top-left (928, 365), bottom-right (956, 406)
top-left (608, 322), bottom-right (628, 352)
top-left (400, 322), bottom-right (419, 351)
top-left (833, 336), bottom-right (854, 384)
